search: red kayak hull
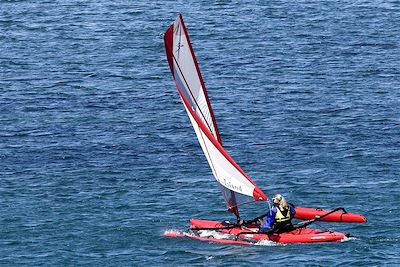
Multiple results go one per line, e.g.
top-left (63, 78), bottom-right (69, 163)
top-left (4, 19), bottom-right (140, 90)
top-left (164, 219), bottom-right (347, 244)
top-left (164, 230), bottom-right (253, 245)
top-left (294, 207), bottom-right (367, 223)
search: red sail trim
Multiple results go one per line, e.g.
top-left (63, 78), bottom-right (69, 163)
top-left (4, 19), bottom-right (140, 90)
top-left (177, 87), bottom-right (268, 201)
top-left (176, 15), bottom-right (223, 145)
top-left (164, 24), bottom-right (175, 78)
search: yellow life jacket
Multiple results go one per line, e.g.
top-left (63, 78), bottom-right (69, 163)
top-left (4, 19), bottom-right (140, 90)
top-left (275, 207), bottom-right (291, 223)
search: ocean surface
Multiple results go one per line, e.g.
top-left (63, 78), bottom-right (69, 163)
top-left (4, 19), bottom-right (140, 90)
top-left (1, 0), bottom-right (399, 266)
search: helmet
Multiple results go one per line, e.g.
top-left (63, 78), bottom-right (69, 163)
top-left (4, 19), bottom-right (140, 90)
top-left (272, 194), bottom-right (283, 204)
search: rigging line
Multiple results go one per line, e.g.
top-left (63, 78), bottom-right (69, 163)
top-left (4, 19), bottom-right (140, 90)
top-left (228, 197), bottom-right (257, 210)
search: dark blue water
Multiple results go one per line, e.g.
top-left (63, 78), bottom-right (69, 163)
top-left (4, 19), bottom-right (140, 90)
top-left (1, 1), bottom-right (399, 266)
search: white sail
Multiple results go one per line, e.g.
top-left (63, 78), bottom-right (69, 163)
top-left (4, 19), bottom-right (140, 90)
top-left (164, 15), bottom-right (268, 214)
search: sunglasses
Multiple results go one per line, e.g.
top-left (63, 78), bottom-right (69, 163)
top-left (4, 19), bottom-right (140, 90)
top-left (272, 195), bottom-right (282, 203)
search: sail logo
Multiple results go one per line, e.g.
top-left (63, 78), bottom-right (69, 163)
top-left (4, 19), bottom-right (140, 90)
top-left (221, 177), bottom-right (243, 193)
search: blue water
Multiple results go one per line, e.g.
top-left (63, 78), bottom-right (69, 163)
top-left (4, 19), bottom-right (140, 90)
top-left (1, 1), bottom-right (399, 266)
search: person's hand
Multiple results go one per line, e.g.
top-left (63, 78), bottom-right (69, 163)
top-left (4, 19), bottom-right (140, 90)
top-left (258, 227), bottom-right (272, 233)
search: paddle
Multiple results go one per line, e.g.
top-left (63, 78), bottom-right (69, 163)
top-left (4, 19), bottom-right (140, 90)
top-left (190, 218), bottom-right (263, 231)
top-left (294, 207), bottom-right (347, 229)
top-left (190, 225), bottom-right (240, 231)
top-left (190, 221), bottom-right (244, 231)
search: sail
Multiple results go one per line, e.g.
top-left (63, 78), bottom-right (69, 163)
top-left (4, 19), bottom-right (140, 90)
top-left (164, 15), bottom-right (268, 216)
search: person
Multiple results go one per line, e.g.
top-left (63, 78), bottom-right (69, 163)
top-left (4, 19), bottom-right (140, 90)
top-left (259, 194), bottom-right (296, 234)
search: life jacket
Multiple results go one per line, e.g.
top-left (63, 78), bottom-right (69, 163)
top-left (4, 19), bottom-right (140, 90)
top-left (272, 206), bottom-right (294, 234)
top-left (274, 206), bottom-right (292, 223)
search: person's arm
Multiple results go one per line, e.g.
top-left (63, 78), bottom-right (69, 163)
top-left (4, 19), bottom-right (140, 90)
top-left (259, 208), bottom-right (276, 232)
top-left (290, 205), bottom-right (296, 217)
